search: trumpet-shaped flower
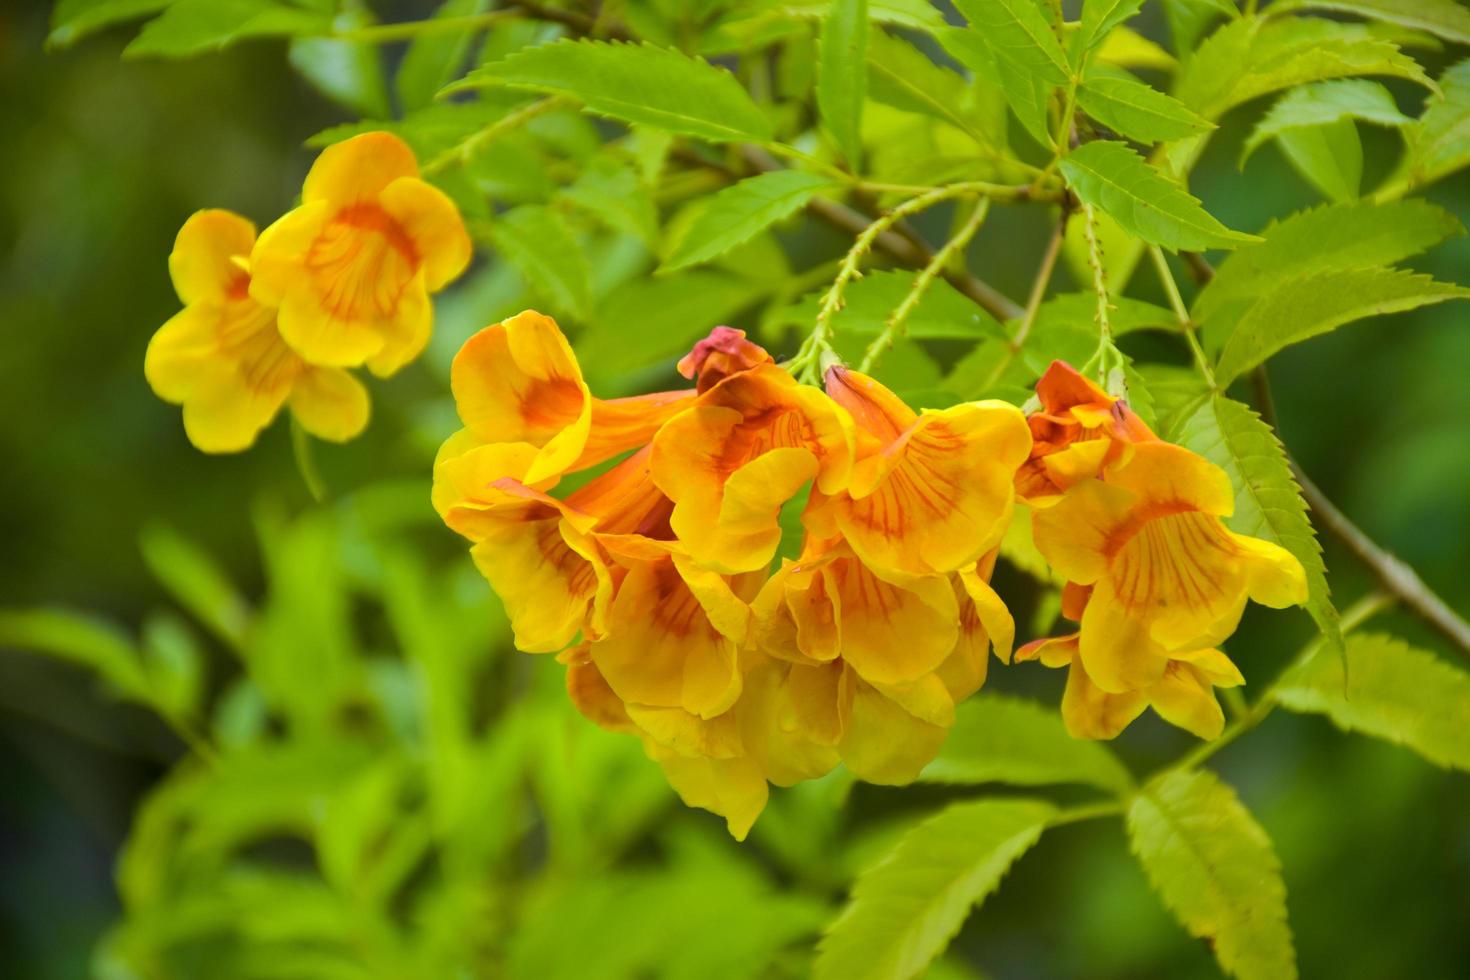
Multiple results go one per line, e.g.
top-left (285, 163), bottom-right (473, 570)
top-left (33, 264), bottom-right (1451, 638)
top-left (1029, 440), bottom-right (1307, 693)
top-left (249, 132), bottom-right (472, 377)
top-left (1017, 360), bottom-right (1155, 501)
top-left (145, 209), bottom-right (369, 453)
top-left (806, 367), bottom-right (1031, 578)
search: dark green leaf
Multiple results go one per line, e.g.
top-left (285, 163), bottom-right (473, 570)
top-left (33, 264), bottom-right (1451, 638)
top-left (488, 205), bottom-right (594, 322)
top-left (48, 0), bottom-right (172, 48)
top-left (663, 170), bottom-right (837, 272)
top-left (0, 607), bottom-right (148, 700)
top-left (139, 524), bottom-right (252, 651)
top-left (124, 0), bottom-right (331, 58)
top-left (396, 0), bottom-right (492, 112)
top-left (1274, 117), bottom-right (1362, 202)
top-left (1241, 79), bottom-right (1410, 165)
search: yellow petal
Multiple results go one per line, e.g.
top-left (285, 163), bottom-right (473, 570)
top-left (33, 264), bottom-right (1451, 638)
top-left (366, 272), bottom-right (432, 378)
top-left (1061, 656), bottom-right (1148, 739)
top-left (180, 380), bottom-right (287, 454)
top-left (958, 562), bottom-right (1015, 662)
top-left (838, 673), bottom-right (950, 784)
top-left (1030, 476), bottom-right (1136, 585)
top-left (645, 740), bottom-right (768, 841)
top-left (565, 654), bottom-right (637, 734)
top-left (1173, 647), bottom-right (1245, 687)
top-left (1077, 580), bottom-right (1169, 693)
top-left (469, 515), bottom-right (610, 654)
top-left (247, 202), bottom-right (331, 309)
top-left (626, 703), bottom-right (744, 758)
top-left (738, 656), bottom-right (843, 786)
top-left (169, 209), bottom-right (256, 306)
top-left (1146, 661), bottom-right (1226, 740)
top-left (1112, 510), bottom-right (1251, 653)
top-left (1106, 441), bottom-right (1235, 517)
top-left (145, 305), bottom-right (234, 403)
top-left (378, 176), bottom-right (471, 292)
top-left (1235, 533), bottom-right (1309, 609)
top-left (289, 367), bottom-right (370, 443)
top-left (1014, 632), bottom-right (1080, 669)
top-left (827, 557), bottom-right (958, 687)
top-left (303, 131), bottom-right (420, 208)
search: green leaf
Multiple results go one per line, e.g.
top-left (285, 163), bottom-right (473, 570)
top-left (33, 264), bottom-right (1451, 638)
top-left (124, 0), bottom-right (331, 58)
top-left (1129, 770), bottom-right (1296, 980)
top-left (771, 269), bottom-right (1006, 342)
top-left (141, 613), bottom-right (206, 720)
top-left (818, 0), bottom-right (869, 168)
top-left (939, 27), bottom-right (1054, 147)
top-left (139, 524), bottom-right (252, 651)
top-left (1408, 58), bottom-right (1470, 187)
top-left (868, 30), bottom-right (995, 149)
top-left (1274, 117), bottom-right (1362, 202)
top-left (0, 607), bottom-right (148, 700)
top-left (952, 0), bottom-right (1071, 86)
top-left (662, 171), bottom-right (836, 272)
top-left (396, 0), bottom-right (492, 112)
top-left (1274, 632), bottom-right (1470, 771)
top-left (816, 798), bottom-right (1054, 980)
top-left (920, 693), bottom-right (1132, 792)
top-left (561, 160), bottom-right (660, 247)
top-left (1074, 0), bottom-right (1147, 56)
top-left (48, 0), bottom-right (172, 48)
top-left (1193, 200), bottom-right (1464, 327)
top-left (1178, 17), bottom-right (1433, 120)
top-left (1214, 267), bottom-right (1470, 386)
top-left (1059, 140), bottom-right (1260, 251)
top-left (1078, 72), bottom-right (1215, 142)
top-left (488, 205), bottom-right (593, 322)
top-left (452, 40), bottom-right (773, 144)
top-left (289, 10), bottom-right (391, 120)
top-left (1281, 0), bottom-right (1470, 45)
top-left (1241, 79), bottom-right (1411, 164)
top-left (1168, 396), bottom-right (1340, 659)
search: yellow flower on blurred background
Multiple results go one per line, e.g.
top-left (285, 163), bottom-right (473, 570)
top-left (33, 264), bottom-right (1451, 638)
top-left (145, 209), bottom-right (369, 453)
top-left (249, 132), bottom-right (472, 377)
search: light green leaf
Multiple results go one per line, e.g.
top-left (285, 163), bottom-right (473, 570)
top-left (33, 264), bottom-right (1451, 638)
top-left (289, 12), bottom-right (391, 120)
top-left (1276, 117), bottom-right (1362, 202)
top-left (1074, 0), bottom-right (1146, 56)
top-left (396, 0), bottom-right (491, 112)
top-left (816, 798), bottom-right (1054, 980)
top-left (1059, 140), bottom-right (1260, 251)
top-left (818, 0), bottom-right (868, 168)
top-left (1129, 770), bottom-right (1297, 980)
top-left (139, 524), bottom-right (252, 651)
top-left (1274, 632), bottom-right (1470, 771)
top-left (1193, 200), bottom-right (1463, 327)
top-left (1168, 396), bottom-right (1340, 659)
top-left (580, 271), bottom-right (759, 382)
top-left (771, 269), bottom-right (1006, 342)
top-left (1408, 58), bottom-right (1470, 187)
top-left (1242, 79), bottom-right (1411, 164)
top-left (451, 40), bottom-right (773, 143)
top-left (953, 0), bottom-right (1071, 86)
top-left (561, 161), bottom-right (660, 247)
top-left (1078, 73), bottom-right (1215, 142)
top-left (921, 693), bottom-right (1132, 792)
top-left (1178, 17), bottom-right (1433, 120)
top-left (48, 0), bottom-right (172, 48)
top-left (488, 205), bottom-right (593, 322)
top-left (141, 613), bottom-right (206, 720)
top-left (1281, 0), bottom-right (1470, 45)
top-left (939, 27), bottom-right (1054, 147)
top-left (124, 0), bottom-right (331, 58)
top-left (663, 170), bottom-right (836, 272)
top-left (868, 30), bottom-right (994, 148)
top-left (0, 607), bottom-right (148, 700)
top-left (1214, 267), bottom-right (1470, 386)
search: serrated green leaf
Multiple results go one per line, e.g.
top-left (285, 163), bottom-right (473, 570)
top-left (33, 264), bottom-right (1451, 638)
top-left (663, 170), bottom-right (836, 272)
top-left (816, 798), bottom-right (1054, 980)
top-left (1129, 770), bottom-right (1296, 980)
top-left (920, 693), bottom-right (1132, 791)
top-left (818, 0), bottom-right (868, 168)
top-left (1168, 396), bottom-right (1340, 658)
top-left (1408, 58), bottom-right (1470, 187)
top-left (124, 0), bottom-right (331, 58)
top-left (1242, 79), bottom-right (1411, 165)
top-left (1193, 200), bottom-right (1464, 329)
top-left (561, 161), bottom-right (660, 247)
top-left (939, 27), bottom-right (1054, 147)
top-left (1060, 140), bottom-right (1259, 251)
top-left (0, 607), bottom-right (148, 700)
top-left (1074, 0), bottom-right (1146, 57)
top-left (868, 30), bottom-right (995, 149)
top-left (1274, 632), bottom-right (1470, 771)
top-left (488, 205), bottom-right (593, 322)
top-left (48, 0), bottom-right (172, 48)
top-left (1281, 0), bottom-right (1470, 45)
top-left (953, 0), bottom-right (1071, 86)
top-left (1214, 267), bottom-right (1470, 385)
top-left (1078, 72), bottom-right (1214, 142)
top-left (139, 524), bottom-right (252, 651)
top-left (1275, 117), bottom-right (1362, 202)
top-left (396, 0), bottom-right (491, 112)
top-left (453, 40), bottom-right (772, 144)
top-left (1178, 17), bottom-right (1433, 120)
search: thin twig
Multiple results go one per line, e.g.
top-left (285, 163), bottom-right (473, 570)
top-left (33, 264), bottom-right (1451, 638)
top-left (859, 198), bottom-right (991, 373)
top-left (1149, 245), bottom-right (1216, 387)
top-left (1012, 213), bottom-right (1068, 353)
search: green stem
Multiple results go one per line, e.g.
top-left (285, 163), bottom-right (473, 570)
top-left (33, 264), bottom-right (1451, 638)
top-left (859, 198), bottom-right (991, 373)
top-left (325, 10), bottom-right (514, 44)
top-left (1079, 203), bottom-right (1114, 373)
top-left (1012, 213), bottom-right (1068, 354)
top-left (1149, 245), bottom-right (1217, 389)
top-left (1048, 798), bottom-right (1125, 828)
top-left (290, 417), bottom-right (328, 504)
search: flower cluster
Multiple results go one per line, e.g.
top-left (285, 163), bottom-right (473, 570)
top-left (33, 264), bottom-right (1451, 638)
top-left (1015, 362), bottom-right (1307, 740)
top-left (146, 133), bottom-right (471, 452)
top-left (434, 315), bottom-right (1308, 837)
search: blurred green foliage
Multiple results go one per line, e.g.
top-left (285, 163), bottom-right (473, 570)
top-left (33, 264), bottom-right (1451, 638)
top-left (3, 1), bottom-right (1470, 978)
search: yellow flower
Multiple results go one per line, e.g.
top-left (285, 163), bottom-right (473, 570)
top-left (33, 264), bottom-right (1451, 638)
top-left (1016, 359), bottom-right (1155, 502)
top-left (249, 132), bottom-right (471, 377)
top-left (806, 366), bottom-right (1031, 578)
top-left (145, 209), bottom-right (369, 453)
top-left (1029, 440), bottom-right (1307, 694)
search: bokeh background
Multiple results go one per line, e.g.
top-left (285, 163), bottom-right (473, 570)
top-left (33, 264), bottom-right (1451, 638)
top-left (2, 1), bottom-right (1469, 977)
